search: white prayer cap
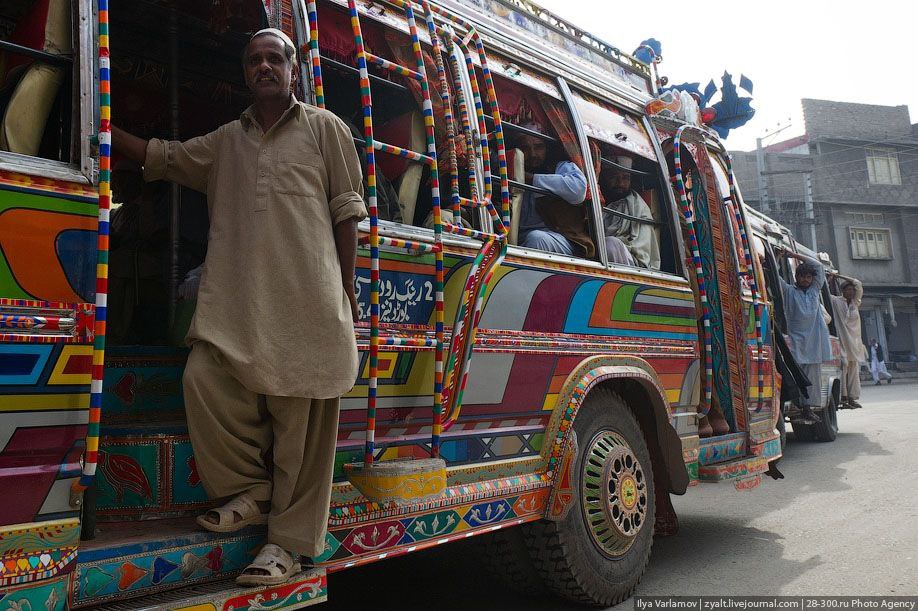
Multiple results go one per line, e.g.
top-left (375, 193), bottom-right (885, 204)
top-left (250, 28), bottom-right (296, 58)
top-left (614, 155), bottom-right (633, 169)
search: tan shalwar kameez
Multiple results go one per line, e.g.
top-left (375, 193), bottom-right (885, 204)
top-left (144, 97), bottom-right (367, 557)
top-left (602, 190), bottom-right (661, 269)
top-left (829, 280), bottom-right (866, 401)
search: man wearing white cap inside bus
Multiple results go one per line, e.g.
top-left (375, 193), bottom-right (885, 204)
top-left (112, 28), bottom-right (366, 586)
top-left (599, 154), bottom-right (660, 269)
top-left (513, 124), bottom-right (589, 256)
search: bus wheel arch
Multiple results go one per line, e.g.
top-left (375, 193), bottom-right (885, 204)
top-left (545, 358), bottom-right (689, 522)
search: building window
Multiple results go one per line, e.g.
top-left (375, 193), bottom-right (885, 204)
top-left (849, 227), bottom-right (892, 260)
top-left (846, 212), bottom-right (883, 224)
top-left (866, 149), bottom-right (901, 185)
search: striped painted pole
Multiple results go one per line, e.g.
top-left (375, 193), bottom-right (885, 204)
top-left (673, 126), bottom-right (714, 414)
top-left (346, 0), bottom-right (379, 466)
top-left (305, 1), bottom-right (324, 108)
top-left (73, 0), bottom-right (111, 494)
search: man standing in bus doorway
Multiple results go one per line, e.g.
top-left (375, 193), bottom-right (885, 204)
top-left (513, 125), bottom-right (591, 256)
top-left (869, 338), bottom-right (894, 385)
top-left (599, 154), bottom-right (660, 269)
top-left (779, 258), bottom-right (832, 423)
top-left (828, 278), bottom-right (867, 408)
top-left (111, 28), bottom-right (367, 586)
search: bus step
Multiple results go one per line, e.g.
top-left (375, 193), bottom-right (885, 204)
top-left (75, 517), bottom-right (265, 606)
top-left (81, 568), bottom-right (326, 610)
top-left (344, 457), bottom-right (446, 504)
top-left (697, 455), bottom-right (769, 483)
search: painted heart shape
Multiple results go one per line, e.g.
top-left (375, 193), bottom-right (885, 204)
top-left (40, 554), bottom-right (52, 567)
top-left (28, 556), bottom-right (40, 568)
top-left (151, 556), bottom-right (179, 585)
top-left (117, 562), bottom-right (147, 590)
top-left (82, 566), bottom-right (116, 597)
top-left (17, 558), bottom-right (30, 571)
top-left (112, 372), bottom-right (137, 405)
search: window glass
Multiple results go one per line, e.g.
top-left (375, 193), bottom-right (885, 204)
top-left (0, 0), bottom-right (74, 162)
top-left (849, 227), bottom-right (893, 260)
top-left (593, 137), bottom-right (664, 270)
top-left (866, 149), bottom-right (901, 185)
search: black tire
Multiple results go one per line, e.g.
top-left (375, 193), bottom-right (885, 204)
top-left (791, 419), bottom-right (815, 441)
top-left (812, 395), bottom-right (839, 442)
top-left (481, 526), bottom-right (546, 596)
top-left (522, 388), bottom-right (654, 607)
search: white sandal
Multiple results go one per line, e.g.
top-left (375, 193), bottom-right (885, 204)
top-left (196, 493), bottom-right (268, 533)
top-left (236, 544), bottom-right (301, 586)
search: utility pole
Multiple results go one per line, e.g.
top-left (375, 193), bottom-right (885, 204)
top-left (756, 137), bottom-right (769, 214)
top-left (804, 173), bottom-right (817, 250)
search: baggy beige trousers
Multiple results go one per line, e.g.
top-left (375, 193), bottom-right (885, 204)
top-left (842, 358), bottom-right (861, 401)
top-left (183, 342), bottom-right (340, 558)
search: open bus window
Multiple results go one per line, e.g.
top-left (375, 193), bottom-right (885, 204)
top-left (593, 140), bottom-right (664, 270)
top-left (575, 93), bottom-right (676, 273)
top-left (490, 70), bottom-right (596, 260)
top-left (0, 0), bottom-right (75, 162)
top-left (317, 3), bottom-right (485, 233)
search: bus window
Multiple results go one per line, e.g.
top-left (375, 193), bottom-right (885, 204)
top-left (317, 3), bottom-right (483, 233)
top-left (490, 70), bottom-right (597, 261)
top-left (0, 0), bottom-right (74, 162)
top-left (593, 142), bottom-right (666, 271)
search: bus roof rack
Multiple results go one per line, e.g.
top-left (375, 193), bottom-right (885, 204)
top-left (448, 0), bottom-right (651, 80)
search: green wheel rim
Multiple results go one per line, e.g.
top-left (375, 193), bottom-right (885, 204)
top-left (581, 430), bottom-right (648, 557)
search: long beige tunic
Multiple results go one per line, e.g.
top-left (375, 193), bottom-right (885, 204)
top-left (144, 97), bottom-right (367, 398)
top-left (829, 279), bottom-right (867, 364)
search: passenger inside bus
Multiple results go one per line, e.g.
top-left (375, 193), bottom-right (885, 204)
top-left (510, 123), bottom-right (589, 256)
top-left (599, 153), bottom-right (661, 269)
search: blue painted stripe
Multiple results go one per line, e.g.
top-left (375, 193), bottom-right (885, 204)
top-left (0, 345), bottom-right (53, 385)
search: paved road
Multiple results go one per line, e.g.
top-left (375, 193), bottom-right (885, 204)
top-left (323, 382), bottom-right (918, 609)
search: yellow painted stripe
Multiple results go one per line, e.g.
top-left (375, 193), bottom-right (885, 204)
top-left (643, 287), bottom-right (693, 300)
top-left (49, 345), bottom-right (93, 385)
top-left (0, 394), bottom-right (89, 411)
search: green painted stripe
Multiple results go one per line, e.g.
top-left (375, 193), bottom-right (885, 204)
top-left (0, 186), bottom-right (97, 215)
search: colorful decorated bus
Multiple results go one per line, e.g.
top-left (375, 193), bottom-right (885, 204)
top-left (0, 0), bottom-right (781, 608)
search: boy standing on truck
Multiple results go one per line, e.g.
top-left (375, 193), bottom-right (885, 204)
top-left (779, 257), bottom-right (832, 423)
top-left (829, 278), bottom-right (866, 408)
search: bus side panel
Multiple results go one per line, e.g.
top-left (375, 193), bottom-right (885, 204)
top-left (338, 246), bottom-right (699, 481)
top-left (0, 173), bottom-right (95, 592)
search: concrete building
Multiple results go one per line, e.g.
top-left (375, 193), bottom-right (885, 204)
top-left (731, 98), bottom-right (918, 363)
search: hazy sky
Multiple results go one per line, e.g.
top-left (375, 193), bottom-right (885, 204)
top-left (536, 0), bottom-right (917, 151)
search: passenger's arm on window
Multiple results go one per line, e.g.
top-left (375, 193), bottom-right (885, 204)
top-left (142, 126), bottom-right (226, 193)
top-left (532, 161), bottom-right (587, 205)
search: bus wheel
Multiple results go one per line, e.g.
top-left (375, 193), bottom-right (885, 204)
top-left (524, 388), bottom-right (654, 607)
top-left (812, 395), bottom-right (839, 442)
